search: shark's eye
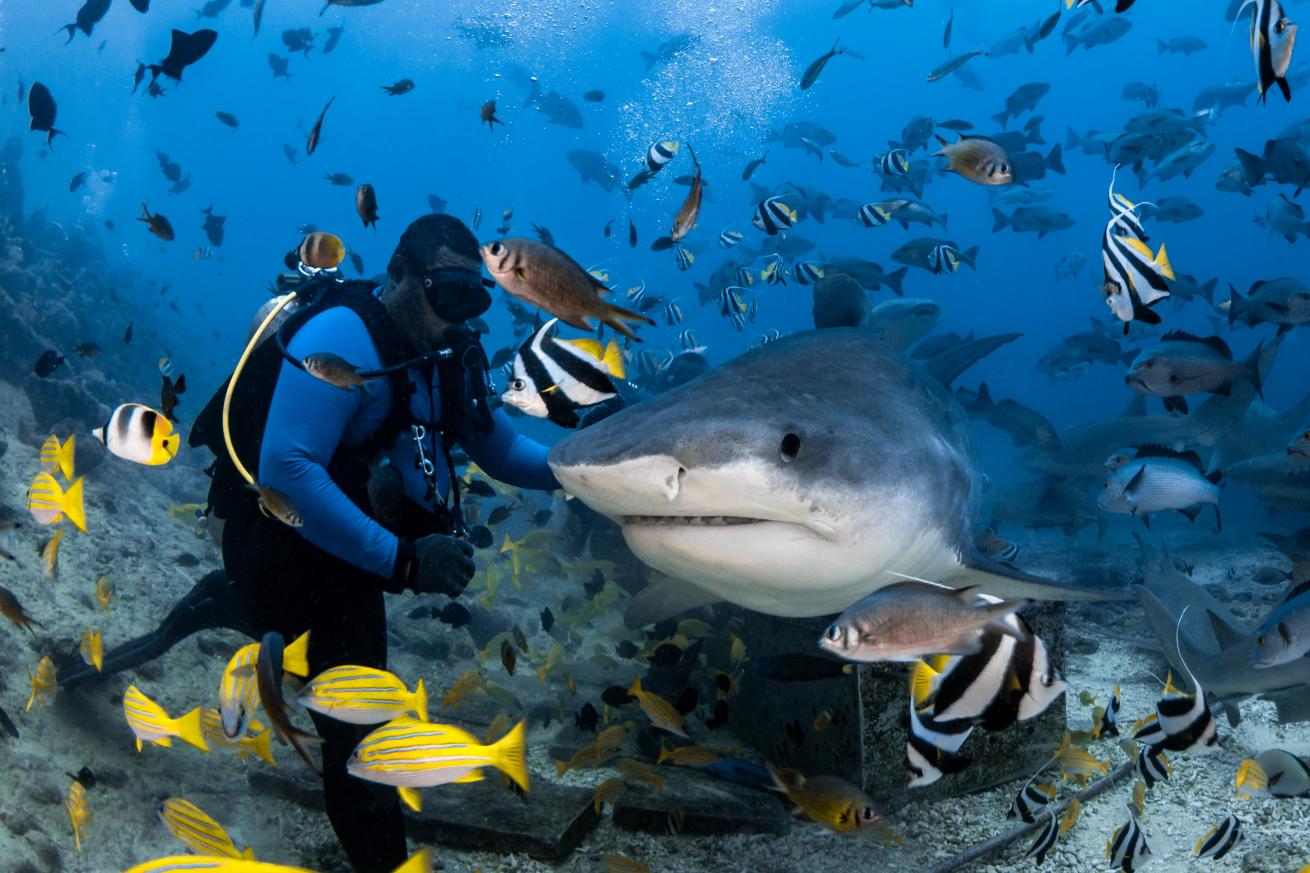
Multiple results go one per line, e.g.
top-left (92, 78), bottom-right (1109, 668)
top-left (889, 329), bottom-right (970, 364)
top-left (780, 432), bottom-right (801, 462)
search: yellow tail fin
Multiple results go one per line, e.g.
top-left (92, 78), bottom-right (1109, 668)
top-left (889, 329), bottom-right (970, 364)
top-left (602, 340), bottom-right (626, 379)
top-left (657, 742), bottom-right (672, 766)
top-left (492, 720), bottom-right (530, 793)
top-left (251, 728), bottom-right (276, 767)
top-left (61, 477), bottom-right (87, 533)
top-left (413, 678), bottom-right (429, 723)
top-left (175, 707), bottom-right (210, 752)
top-left (563, 337), bottom-right (604, 359)
top-left (240, 847), bottom-right (257, 860)
top-left (391, 847), bottom-right (435, 873)
top-left (282, 631), bottom-right (311, 677)
top-left (910, 660), bottom-right (939, 707)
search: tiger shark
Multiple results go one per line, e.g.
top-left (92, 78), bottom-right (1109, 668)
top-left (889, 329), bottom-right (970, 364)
top-left (549, 329), bottom-right (1112, 622)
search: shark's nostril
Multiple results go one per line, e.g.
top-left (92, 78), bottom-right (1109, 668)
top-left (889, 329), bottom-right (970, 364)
top-left (662, 466), bottom-right (685, 501)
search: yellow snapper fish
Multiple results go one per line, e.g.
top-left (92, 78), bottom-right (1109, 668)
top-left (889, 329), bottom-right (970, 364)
top-left (123, 685), bottom-right (209, 753)
top-left (80, 628), bottom-right (104, 672)
top-left (442, 670), bottom-right (482, 710)
top-left (347, 717), bottom-right (528, 812)
top-left (26, 656), bottom-right (57, 712)
top-left (41, 434), bottom-right (76, 480)
top-left (167, 501), bottom-right (208, 523)
top-left (42, 525), bottom-right (64, 581)
top-left (123, 846), bottom-right (433, 873)
top-left (626, 677), bottom-right (688, 738)
top-left (66, 778), bottom-right (91, 852)
top-left (1054, 731), bottom-right (1109, 782)
top-left (298, 665), bottom-right (428, 725)
top-left (220, 632), bottom-right (309, 739)
top-left (201, 708), bottom-right (275, 766)
top-left (95, 576), bottom-right (114, 612)
top-left (158, 797), bottom-right (255, 859)
top-left (27, 471), bottom-right (87, 531)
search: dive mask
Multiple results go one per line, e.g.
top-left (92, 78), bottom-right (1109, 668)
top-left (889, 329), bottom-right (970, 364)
top-left (421, 267), bottom-right (494, 323)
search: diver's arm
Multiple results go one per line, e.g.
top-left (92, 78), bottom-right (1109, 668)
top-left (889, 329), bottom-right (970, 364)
top-left (259, 308), bottom-right (401, 580)
top-left (463, 408), bottom-right (560, 491)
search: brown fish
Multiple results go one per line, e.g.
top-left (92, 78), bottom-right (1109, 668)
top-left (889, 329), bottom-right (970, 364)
top-left (160, 373), bottom-right (186, 421)
top-left (256, 631), bottom-right (321, 773)
top-left (298, 231), bottom-right (345, 270)
top-left (306, 96), bottom-right (334, 156)
top-left (481, 99), bottom-right (502, 129)
top-left (303, 352), bottom-right (366, 388)
top-left (479, 238), bottom-right (655, 340)
top-left (670, 144), bottom-right (702, 242)
top-left (934, 134), bottom-right (1014, 186)
top-left (0, 586), bottom-right (40, 633)
top-left (138, 203), bottom-right (175, 240)
top-left (500, 639), bottom-right (516, 676)
top-left (355, 183), bottom-right (379, 229)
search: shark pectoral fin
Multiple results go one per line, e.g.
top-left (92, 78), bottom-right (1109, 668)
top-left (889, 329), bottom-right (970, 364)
top-left (1270, 687), bottom-right (1310, 724)
top-left (623, 577), bottom-right (724, 628)
top-left (1205, 608), bottom-right (1252, 652)
top-left (950, 554), bottom-right (1123, 602)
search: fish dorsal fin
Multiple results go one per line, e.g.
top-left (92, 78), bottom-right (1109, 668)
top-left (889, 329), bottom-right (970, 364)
top-left (1161, 330), bottom-right (1232, 359)
top-left (562, 338), bottom-right (604, 359)
top-left (1119, 393), bottom-right (1148, 418)
top-left (1130, 444), bottom-right (1206, 474)
top-left (910, 659), bottom-right (939, 706)
top-left (601, 340), bottom-right (626, 379)
top-left (1154, 242), bottom-right (1175, 280)
top-left (1162, 670), bottom-right (1182, 697)
top-left (1123, 236), bottom-right (1154, 258)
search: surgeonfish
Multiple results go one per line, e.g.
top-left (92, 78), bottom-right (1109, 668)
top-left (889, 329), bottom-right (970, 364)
top-left (347, 717), bottom-right (529, 812)
top-left (1193, 813), bottom-right (1243, 860)
top-left (40, 434), bottom-right (76, 480)
top-left (122, 685), bottom-right (209, 753)
top-left (26, 656), bottom-right (57, 712)
top-left (299, 665), bottom-right (428, 724)
top-left (158, 797), bottom-right (254, 859)
top-left (80, 629), bottom-right (103, 672)
top-left (93, 403), bottom-right (180, 466)
top-left (27, 472), bottom-right (87, 531)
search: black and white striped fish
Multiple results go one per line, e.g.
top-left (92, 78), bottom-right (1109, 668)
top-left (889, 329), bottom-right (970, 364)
top-left (1135, 745), bottom-right (1171, 789)
top-left (755, 328), bottom-right (783, 345)
top-left (719, 227), bottom-right (744, 248)
top-left (678, 329), bottom-right (700, 352)
top-left (1101, 214), bottom-right (1173, 330)
top-left (625, 280), bottom-right (648, 307)
top-left (663, 300), bottom-right (685, 326)
top-left (928, 243), bottom-right (970, 275)
top-left (720, 286), bottom-right (748, 318)
top-left (914, 614), bottom-right (1066, 730)
top-left (1194, 813), bottom-right (1243, 860)
top-left (501, 318), bottom-right (624, 429)
top-left (1245, 0), bottom-right (1296, 103)
top-left (878, 148), bottom-right (911, 176)
top-left (1107, 806), bottom-right (1152, 872)
top-left (736, 266), bottom-right (755, 287)
top-left (857, 202), bottom-right (892, 228)
top-left (760, 254), bottom-right (786, 286)
top-left (906, 699), bottom-right (973, 788)
top-left (1008, 781), bottom-right (1055, 823)
top-left (1106, 167), bottom-right (1148, 242)
top-left (1024, 810), bottom-right (1059, 865)
top-left (794, 262), bottom-right (824, 285)
top-left (674, 245), bottom-right (694, 271)
top-left (646, 140), bottom-right (680, 172)
top-left (753, 195), bottom-right (798, 235)
top-left (1140, 626), bottom-right (1220, 754)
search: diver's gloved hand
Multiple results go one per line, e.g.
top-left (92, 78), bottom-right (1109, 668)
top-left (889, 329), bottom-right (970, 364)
top-left (391, 535), bottom-right (475, 597)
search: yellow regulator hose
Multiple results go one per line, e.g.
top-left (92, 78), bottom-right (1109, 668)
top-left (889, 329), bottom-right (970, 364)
top-left (221, 292), bottom-right (299, 486)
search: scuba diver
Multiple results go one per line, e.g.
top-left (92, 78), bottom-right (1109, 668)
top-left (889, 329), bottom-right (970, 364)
top-left (57, 215), bottom-right (560, 872)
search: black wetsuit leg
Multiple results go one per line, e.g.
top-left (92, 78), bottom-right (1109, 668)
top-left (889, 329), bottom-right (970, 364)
top-left (238, 565), bottom-right (407, 873)
top-left (56, 569), bottom-right (256, 688)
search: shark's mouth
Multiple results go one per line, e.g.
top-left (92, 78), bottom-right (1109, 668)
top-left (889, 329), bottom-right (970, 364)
top-left (623, 515), bottom-right (764, 527)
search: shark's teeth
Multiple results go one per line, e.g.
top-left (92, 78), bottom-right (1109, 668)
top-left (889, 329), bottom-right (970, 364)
top-left (624, 515), bottom-right (761, 527)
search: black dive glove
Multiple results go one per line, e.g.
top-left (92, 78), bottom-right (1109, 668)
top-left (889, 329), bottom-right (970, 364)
top-left (390, 535), bottom-right (475, 596)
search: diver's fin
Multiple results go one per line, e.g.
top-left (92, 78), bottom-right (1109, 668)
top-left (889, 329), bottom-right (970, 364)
top-left (948, 553), bottom-right (1122, 602)
top-left (624, 577), bottom-right (724, 628)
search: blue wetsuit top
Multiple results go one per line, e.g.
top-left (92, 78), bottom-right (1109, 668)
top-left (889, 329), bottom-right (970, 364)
top-left (259, 297), bottom-right (559, 580)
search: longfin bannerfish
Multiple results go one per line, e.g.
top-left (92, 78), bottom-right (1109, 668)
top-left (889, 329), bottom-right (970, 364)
top-left (502, 319), bottom-right (623, 429)
top-left (905, 699), bottom-right (972, 788)
top-left (645, 140), bottom-right (679, 172)
top-left (1024, 809), bottom-right (1059, 864)
top-left (1106, 805), bottom-right (1152, 872)
top-left (1247, 0), bottom-right (1296, 103)
top-left (752, 195), bottom-right (797, 235)
top-left (1194, 813), bottom-right (1243, 859)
